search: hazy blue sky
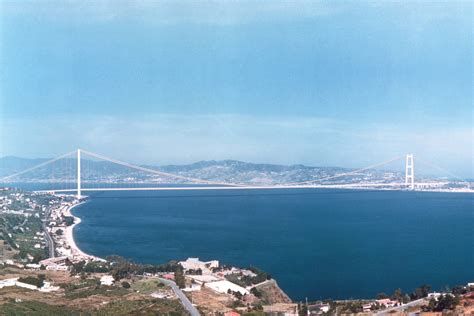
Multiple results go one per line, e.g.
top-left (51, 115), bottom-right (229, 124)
top-left (0, 1), bottom-right (472, 176)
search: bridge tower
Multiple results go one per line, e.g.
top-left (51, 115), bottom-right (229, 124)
top-left (405, 154), bottom-right (414, 190)
top-left (77, 149), bottom-right (81, 199)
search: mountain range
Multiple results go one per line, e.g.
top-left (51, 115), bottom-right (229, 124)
top-left (0, 156), bottom-right (406, 185)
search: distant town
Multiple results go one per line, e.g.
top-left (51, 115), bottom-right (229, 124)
top-left (0, 187), bottom-right (473, 315)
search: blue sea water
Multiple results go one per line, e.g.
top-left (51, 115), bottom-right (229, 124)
top-left (71, 189), bottom-right (473, 301)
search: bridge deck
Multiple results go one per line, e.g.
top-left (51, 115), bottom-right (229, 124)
top-left (33, 183), bottom-right (424, 194)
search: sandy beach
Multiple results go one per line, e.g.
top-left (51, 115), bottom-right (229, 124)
top-left (63, 200), bottom-right (105, 261)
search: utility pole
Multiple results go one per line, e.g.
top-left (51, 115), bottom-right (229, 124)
top-left (77, 149), bottom-right (81, 199)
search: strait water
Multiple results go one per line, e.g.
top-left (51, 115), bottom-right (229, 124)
top-left (71, 189), bottom-right (473, 300)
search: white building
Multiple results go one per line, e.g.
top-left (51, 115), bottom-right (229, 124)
top-left (46, 264), bottom-right (68, 271)
top-left (376, 298), bottom-right (397, 308)
top-left (0, 277), bottom-right (59, 292)
top-left (25, 263), bottom-right (41, 269)
top-left (39, 281), bottom-right (60, 292)
top-left (0, 278), bottom-right (37, 290)
top-left (188, 274), bottom-right (221, 285)
top-left (0, 278), bottom-right (18, 288)
top-left (362, 303), bottom-right (372, 312)
top-left (40, 256), bottom-right (68, 266)
top-left (205, 280), bottom-right (249, 296)
top-left (427, 292), bottom-right (442, 299)
top-left (14, 281), bottom-right (37, 290)
top-left (179, 258), bottom-right (219, 273)
top-left (182, 283), bottom-right (202, 292)
top-left (100, 275), bottom-right (115, 286)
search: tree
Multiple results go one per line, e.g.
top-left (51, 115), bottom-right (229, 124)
top-left (423, 295), bottom-right (460, 312)
top-left (250, 287), bottom-right (263, 298)
top-left (376, 292), bottom-right (389, 299)
top-left (18, 274), bottom-right (45, 288)
top-left (298, 302), bottom-right (308, 316)
top-left (121, 281), bottom-right (131, 289)
top-left (402, 294), bottom-right (411, 304)
top-left (371, 302), bottom-right (381, 311)
top-left (451, 285), bottom-right (468, 295)
top-left (174, 265), bottom-right (186, 288)
top-left (233, 291), bottom-right (243, 300)
top-left (56, 229), bottom-right (63, 236)
top-left (63, 216), bottom-right (75, 226)
top-left (391, 288), bottom-right (403, 302)
top-left (32, 252), bottom-right (46, 264)
top-left (412, 284), bottom-right (431, 299)
top-left (70, 260), bottom-right (86, 275)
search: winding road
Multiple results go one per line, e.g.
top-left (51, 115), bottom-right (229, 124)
top-left (43, 208), bottom-right (55, 258)
top-left (159, 278), bottom-right (200, 316)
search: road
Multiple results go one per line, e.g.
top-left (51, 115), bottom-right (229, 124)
top-left (375, 298), bottom-right (425, 315)
top-left (159, 278), bottom-right (200, 316)
top-left (42, 208), bottom-right (55, 258)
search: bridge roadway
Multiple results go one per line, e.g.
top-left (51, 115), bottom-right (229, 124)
top-left (33, 182), bottom-right (423, 194)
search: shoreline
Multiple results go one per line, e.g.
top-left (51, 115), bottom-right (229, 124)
top-left (63, 199), bottom-right (105, 262)
top-left (48, 192), bottom-right (472, 303)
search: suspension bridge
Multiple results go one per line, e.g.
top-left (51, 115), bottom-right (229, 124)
top-left (0, 149), bottom-right (470, 199)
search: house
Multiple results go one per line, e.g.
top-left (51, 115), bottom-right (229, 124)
top-left (319, 304), bottom-right (330, 313)
top-left (308, 303), bottom-right (330, 314)
top-left (362, 303), bottom-right (373, 312)
top-left (25, 263), bottom-right (41, 270)
top-left (376, 298), bottom-right (397, 308)
top-left (0, 278), bottom-right (18, 288)
top-left (427, 292), bottom-right (442, 299)
top-left (182, 283), bottom-right (202, 292)
top-left (100, 275), bottom-right (115, 286)
top-left (14, 281), bottom-right (38, 290)
top-left (162, 273), bottom-right (174, 280)
top-left (40, 256), bottom-right (68, 266)
top-left (39, 281), bottom-right (60, 292)
top-left (40, 256), bottom-right (69, 271)
top-left (0, 278), bottom-right (37, 290)
top-left (46, 264), bottom-right (68, 271)
top-left (205, 280), bottom-right (249, 296)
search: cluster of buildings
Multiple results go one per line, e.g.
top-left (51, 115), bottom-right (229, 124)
top-left (0, 191), bottom-right (42, 224)
top-left (38, 256), bottom-right (69, 271)
top-left (361, 298), bottom-right (399, 312)
top-left (0, 189), bottom-right (99, 270)
top-left (0, 190), bottom-right (49, 262)
top-left (0, 277), bottom-right (59, 293)
top-left (166, 257), bottom-right (258, 297)
top-left (46, 198), bottom-right (102, 263)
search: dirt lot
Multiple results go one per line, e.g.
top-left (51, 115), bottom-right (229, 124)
top-left (189, 287), bottom-right (234, 315)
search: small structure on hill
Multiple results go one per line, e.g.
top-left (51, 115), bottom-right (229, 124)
top-left (179, 257), bottom-right (219, 274)
top-left (205, 280), bottom-right (249, 296)
top-left (100, 275), bottom-right (114, 286)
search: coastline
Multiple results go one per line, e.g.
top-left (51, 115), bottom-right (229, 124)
top-left (64, 199), bottom-right (105, 262)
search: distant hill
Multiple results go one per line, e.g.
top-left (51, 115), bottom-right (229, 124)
top-left (0, 156), bottom-right (49, 175)
top-left (158, 160), bottom-right (349, 184)
top-left (0, 156), bottom-right (403, 185)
